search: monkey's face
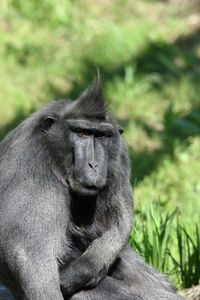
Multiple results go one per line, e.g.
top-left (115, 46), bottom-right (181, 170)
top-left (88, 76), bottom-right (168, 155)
top-left (66, 119), bottom-right (114, 196)
top-left (39, 80), bottom-right (123, 196)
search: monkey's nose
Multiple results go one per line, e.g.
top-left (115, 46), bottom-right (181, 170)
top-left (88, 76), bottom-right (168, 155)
top-left (89, 160), bottom-right (98, 170)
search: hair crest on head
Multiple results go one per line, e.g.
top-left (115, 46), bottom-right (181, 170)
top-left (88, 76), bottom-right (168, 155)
top-left (68, 74), bottom-right (107, 120)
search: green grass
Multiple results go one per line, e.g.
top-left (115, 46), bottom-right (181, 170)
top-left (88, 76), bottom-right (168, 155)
top-left (129, 200), bottom-right (200, 289)
top-left (0, 0), bottom-right (200, 290)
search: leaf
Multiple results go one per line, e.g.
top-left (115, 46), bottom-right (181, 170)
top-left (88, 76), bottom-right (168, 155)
top-left (171, 119), bottom-right (200, 138)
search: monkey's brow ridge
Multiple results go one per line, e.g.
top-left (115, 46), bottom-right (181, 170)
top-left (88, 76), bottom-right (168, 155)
top-left (66, 119), bottom-right (114, 132)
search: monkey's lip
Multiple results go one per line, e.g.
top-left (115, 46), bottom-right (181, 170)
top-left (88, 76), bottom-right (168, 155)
top-left (68, 178), bottom-right (99, 196)
top-left (75, 184), bottom-right (99, 196)
top-left (84, 184), bottom-right (98, 191)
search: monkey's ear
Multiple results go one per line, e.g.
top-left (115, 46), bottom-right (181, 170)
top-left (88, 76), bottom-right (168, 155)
top-left (117, 126), bottom-right (124, 135)
top-left (42, 116), bottom-right (56, 131)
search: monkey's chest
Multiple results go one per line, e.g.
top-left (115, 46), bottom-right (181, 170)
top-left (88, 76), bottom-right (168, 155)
top-left (70, 196), bottom-right (96, 227)
top-left (70, 205), bottom-right (107, 251)
top-left (70, 214), bottom-right (105, 252)
top-left (69, 194), bottom-right (109, 251)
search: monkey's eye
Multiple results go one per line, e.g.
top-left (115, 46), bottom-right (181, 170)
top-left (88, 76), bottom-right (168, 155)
top-left (43, 116), bottom-right (56, 131)
top-left (95, 132), bottom-right (105, 139)
top-left (76, 131), bottom-right (89, 138)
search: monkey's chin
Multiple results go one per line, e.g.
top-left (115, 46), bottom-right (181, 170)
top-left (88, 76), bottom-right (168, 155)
top-left (68, 179), bottom-right (99, 196)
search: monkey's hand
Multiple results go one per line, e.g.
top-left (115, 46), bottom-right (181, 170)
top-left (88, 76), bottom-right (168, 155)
top-left (60, 255), bottom-right (106, 295)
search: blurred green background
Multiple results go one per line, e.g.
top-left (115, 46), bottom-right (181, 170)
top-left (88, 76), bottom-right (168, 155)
top-left (0, 0), bottom-right (200, 293)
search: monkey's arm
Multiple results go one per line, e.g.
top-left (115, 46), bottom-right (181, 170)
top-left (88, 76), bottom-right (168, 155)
top-left (60, 190), bottom-right (133, 296)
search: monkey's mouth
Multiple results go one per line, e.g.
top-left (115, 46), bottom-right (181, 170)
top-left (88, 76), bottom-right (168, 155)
top-left (84, 184), bottom-right (98, 191)
top-left (82, 184), bottom-right (99, 195)
top-left (68, 178), bottom-right (99, 196)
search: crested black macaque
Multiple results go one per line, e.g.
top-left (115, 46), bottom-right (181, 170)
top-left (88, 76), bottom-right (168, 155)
top-left (0, 79), bottom-right (185, 300)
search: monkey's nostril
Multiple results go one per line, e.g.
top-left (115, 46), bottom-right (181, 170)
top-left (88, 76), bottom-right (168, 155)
top-left (89, 161), bottom-right (97, 170)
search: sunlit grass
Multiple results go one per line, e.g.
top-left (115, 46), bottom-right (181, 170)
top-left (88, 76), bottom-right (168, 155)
top-left (129, 200), bottom-right (200, 289)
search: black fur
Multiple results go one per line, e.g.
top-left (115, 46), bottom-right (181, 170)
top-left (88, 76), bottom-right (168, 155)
top-left (0, 79), bottom-right (185, 300)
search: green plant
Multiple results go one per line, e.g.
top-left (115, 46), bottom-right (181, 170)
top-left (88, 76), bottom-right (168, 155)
top-left (129, 201), bottom-right (200, 289)
top-left (171, 221), bottom-right (200, 288)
